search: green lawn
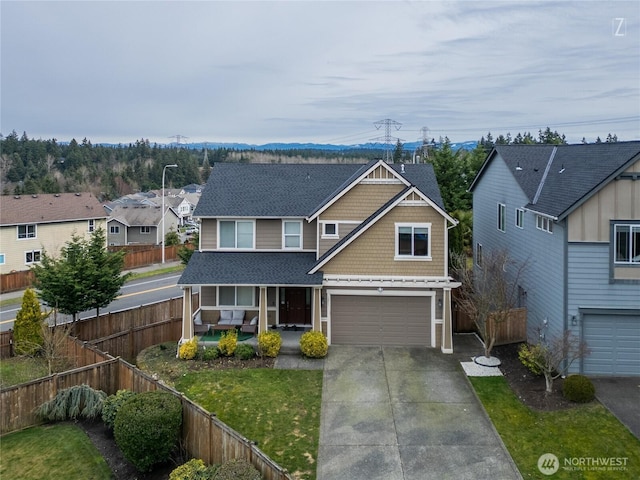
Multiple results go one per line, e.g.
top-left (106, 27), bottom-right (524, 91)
top-left (0, 424), bottom-right (112, 480)
top-left (470, 376), bottom-right (640, 479)
top-left (0, 355), bottom-right (49, 388)
top-left (174, 368), bottom-right (323, 480)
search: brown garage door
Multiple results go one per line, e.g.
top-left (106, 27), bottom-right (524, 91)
top-left (331, 295), bottom-right (431, 346)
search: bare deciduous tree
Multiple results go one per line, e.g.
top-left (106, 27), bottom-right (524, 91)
top-left (452, 248), bottom-right (528, 358)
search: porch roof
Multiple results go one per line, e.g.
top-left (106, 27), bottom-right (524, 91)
top-left (178, 251), bottom-right (324, 286)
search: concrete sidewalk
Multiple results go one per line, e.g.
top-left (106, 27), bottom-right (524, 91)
top-left (316, 342), bottom-right (521, 480)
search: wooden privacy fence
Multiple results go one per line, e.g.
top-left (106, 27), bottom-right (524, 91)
top-left (0, 245), bottom-right (187, 293)
top-left (1, 337), bottom-right (292, 480)
top-left (488, 307), bottom-right (527, 346)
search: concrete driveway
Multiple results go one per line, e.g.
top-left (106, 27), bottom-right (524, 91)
top-left (591, 377), bottom-right (640, 440)
top-left (316, 345), bottom-right (521, 480)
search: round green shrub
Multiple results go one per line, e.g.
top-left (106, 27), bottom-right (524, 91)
top-left (201, 346), bottom-right (220, 361)
top-left (169, 458), bottom-right (217, 480)
top-left (257, 330), bottom-right (281, 358)
top-left (102, 389), bottom-right (137, 430)
top-left (214, 459), bottom-right (261, 480)
top-left (299, 331), bottom-right (328, 358)
top-left (562, 374), bottom-right (595, 403)
top-left (114, 390), bottom-right (183, 472)
top-left (235, 343), bottom-right (255, 360)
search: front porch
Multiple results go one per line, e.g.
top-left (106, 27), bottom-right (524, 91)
top-left (197, 325), bottom-right (311, 355)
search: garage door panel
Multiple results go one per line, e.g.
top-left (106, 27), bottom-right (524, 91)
top-left (332, 295), bottom-right (430, 346)
top-left (583, 314), bottom-right (640, 376)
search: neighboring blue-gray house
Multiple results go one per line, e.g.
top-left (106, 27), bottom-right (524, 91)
top-left (470, 141), bottom-right (640, 376)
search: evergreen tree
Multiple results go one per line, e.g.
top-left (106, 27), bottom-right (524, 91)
top-left (606, 133), bottom-right (618, 143)
top-left (392, 139), bottom-right (404, 163)
top-left (14, 288), bottom-right (48, 355)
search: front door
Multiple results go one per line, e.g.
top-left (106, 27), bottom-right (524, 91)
top-left (279, 288), bottom-right (311, 325)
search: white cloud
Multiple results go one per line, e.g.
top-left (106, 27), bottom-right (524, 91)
top-left (1, 1), bottom-right (638, 145)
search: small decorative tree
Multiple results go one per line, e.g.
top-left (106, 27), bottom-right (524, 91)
top-left (452, 248), bottom-right (528, 359)
top-left (519, 330), bottom-right (590, 394)
top-left (13, 288), bottom-right (48, 355)
top-left (40, 322), bottom-right (73, 375)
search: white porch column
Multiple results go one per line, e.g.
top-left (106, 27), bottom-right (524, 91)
top-left (180, 286), bottom-right (193, 343)
top-left (258, 286), bottom-right (268, 334)
top-left (441, 288), bottom-right (453, 354)
top-left (312, 287), bottom-right (322, 332)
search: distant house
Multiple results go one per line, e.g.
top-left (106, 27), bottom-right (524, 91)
top-left (178, 160), bottom-right (460, 351)
top-left (470, 141), bottom-right (640, 376)
top-left (0, 193), bottom-right (107, 274)
top-left (107, 204), bottom-right (179, 246)
top-left (146, 195), bottom-right (192, 225)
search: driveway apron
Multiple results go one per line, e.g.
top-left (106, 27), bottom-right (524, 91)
top-left (317, 346), bottom-right (521, 480)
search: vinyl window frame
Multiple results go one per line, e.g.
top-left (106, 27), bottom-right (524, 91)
top-left (282, 220), bottom-right (302, 249)
top-left (515, 208), bottom-right (524, 229)
top-left (218, 220), bottom-right (255, 249)
top-left (25, 250), bottom-right (41, 265)
top-left (497, 203), bottom-right (506, 232)
top-left (17, 224), bottom-right (36, 240)
top-left (395, 223), bottom-right (431, 260)
top-left (218, 286), bottom-right (254, 307)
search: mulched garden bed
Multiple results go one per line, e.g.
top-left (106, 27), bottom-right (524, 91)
top-left (493, 342), bottom-right (574, 411)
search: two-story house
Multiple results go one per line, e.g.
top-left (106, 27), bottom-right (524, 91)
top-left (0, 193), bottom-right (106, 274)
top-left (178, 160), bottom-right (460, 352)
top-left (470, 141), bottom-right (640, 376)
top-left (106, 204), bottom-right (179, 246)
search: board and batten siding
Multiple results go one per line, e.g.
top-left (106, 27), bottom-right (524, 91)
top-left (472, 154), bottom-right (565, 342)
top-left (567, 161), bottom-right (640, 243)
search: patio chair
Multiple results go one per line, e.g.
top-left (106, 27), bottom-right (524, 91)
top-left (241, 316), bottom-right (258, 335)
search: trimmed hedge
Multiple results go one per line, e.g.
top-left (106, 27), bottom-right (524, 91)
top-left (114, 391), bottom-right (182, 472)
top-left (299, 331), bottom-right (328, 358)
top-left (563, 374), bottom-right (595, 403)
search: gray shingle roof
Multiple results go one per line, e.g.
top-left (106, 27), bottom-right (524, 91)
top-left (194, 161), bottom-right (446, 217)
top-left (178, 251), bottom-right (324, 286)
top-left (108, 204), bottom-right (166, 226)
top-left (476, 142), bottom-right (640, 219)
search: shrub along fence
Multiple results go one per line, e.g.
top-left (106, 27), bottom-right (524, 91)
top-left (0, 337), bottom-right (292, 480)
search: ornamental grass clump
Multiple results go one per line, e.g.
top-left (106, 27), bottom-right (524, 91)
top-left (218, 329), bottom-right (238, 357)
top-left (179, 337), bottom-right (198, 360)
top-left (299, 331), bottom-right (328, 358)
top-left (257, 330), bottom-right (281, 358)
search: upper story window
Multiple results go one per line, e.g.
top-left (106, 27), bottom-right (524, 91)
top-left (476, 243), bottom-right (483, 267)
top-left (396, 223), bottom-right (431, 260)
top-left (17, 224), bottom-right (36, 239)
top-left (219, 220), bottom-right (254, 249)
top-left (536, 214), bottom-right (553, 234)
top-left (515, 208), bottom-right (524, 229)
top-left (283, 221), bottom-right (302, 249)
top-left (140, 226), bottom-right (151, 234)
top-left (322, 223), bottom-right (338, 238)
top-left (110, 225), bottom-right (120, 234)
top-left (88, 219), bottom-right (95, 232)
top-left (25, 250), bottom-right (41, 265)
top-left (614, 224), bottom-right (640, 264)
top-left (497, 203), bottom-right (506, 232)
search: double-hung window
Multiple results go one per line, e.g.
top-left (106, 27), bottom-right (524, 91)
top-left (614, 224), bottom-right (640, 264)
top-left (88, 219), bottom-right (95, 232)
top-left (515, 208), bottom-right (524, 229)
top-left (497, 203), bottom-right (506, 232)
top-left (25, 250), bottom-right (41, 264)
top-left (396, 223), bottom-right (431, 259)
top-left (219, 220), bottom-right (254, 249)
top-left (17, 224), bottom-right (36, 239)
top-left (283, 221), bottom-right (302, 249)
top-left (219, 286), bottom-right (254, 306)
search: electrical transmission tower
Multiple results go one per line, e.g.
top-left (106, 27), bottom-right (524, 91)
top-left (169, 135), bottom-right (189, 147)
top-left (419, 126), bottom-right (431, 161)
top-left (371, 119), bottom-right (403, 163)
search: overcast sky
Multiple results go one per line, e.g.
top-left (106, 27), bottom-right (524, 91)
top-left (1, 1), bottom-right (638, 146)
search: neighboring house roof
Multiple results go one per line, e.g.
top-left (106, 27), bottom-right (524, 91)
top-left (178, 251), bottom-right (323, 286)
top-left (107, 204), bottom-right (177, 227)
top-left (0, 192), bottom-right (106, 226)
top-left (146, 196), bottom-right (185, 209)
top-left (194, 161), bottom-right (446, 218)
top-left (181, 184), bottom-right (204, 194)
top-left (470, 141), bottom-right (640, 220)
